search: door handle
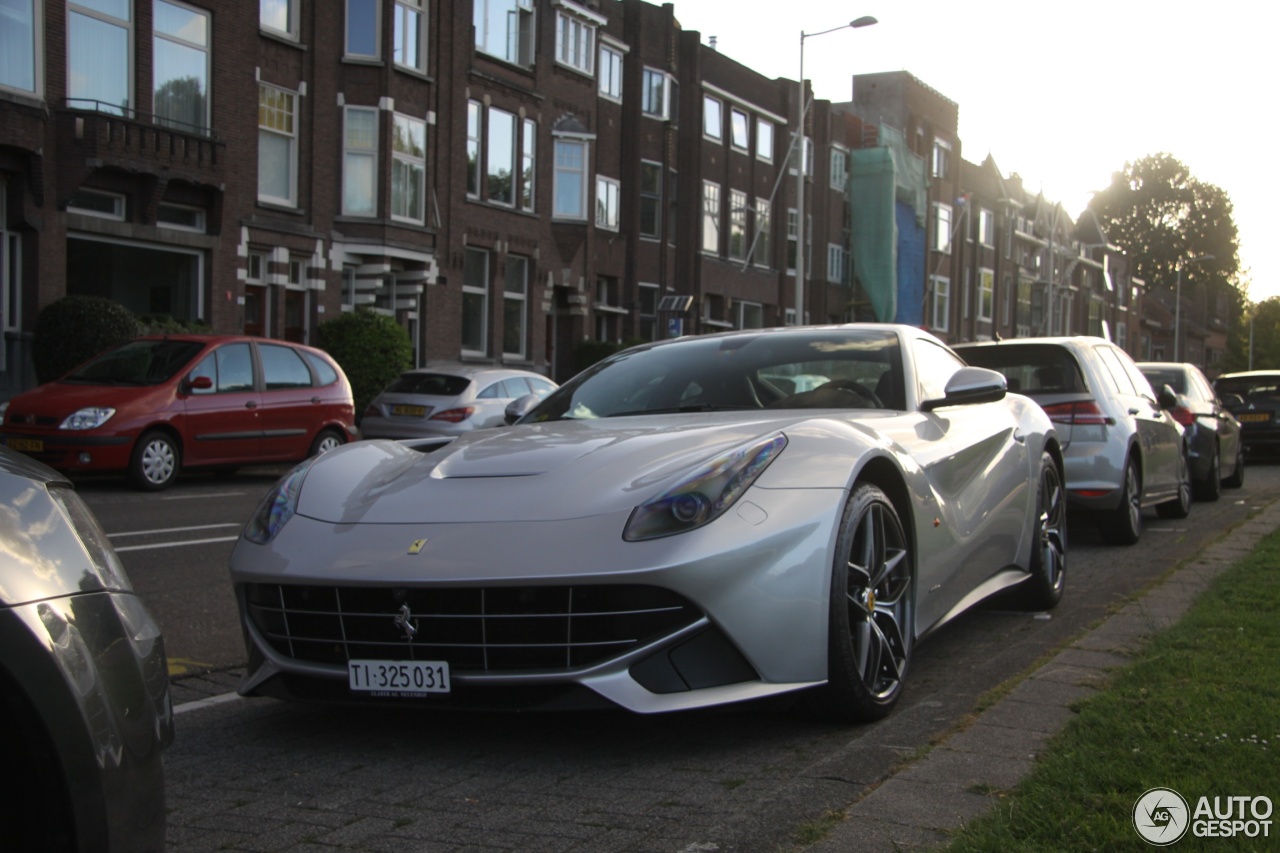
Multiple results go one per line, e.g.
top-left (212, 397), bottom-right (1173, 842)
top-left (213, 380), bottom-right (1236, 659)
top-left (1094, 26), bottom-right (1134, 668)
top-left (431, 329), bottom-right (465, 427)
top-left (1129, 408), bottom-right (1140, 416)
top-left (311, 396), bottom-right (322, 404)
top-left (245, 401), bottom-right (257, 409)
top-left (1013, 429), bottom-right (1026, 443)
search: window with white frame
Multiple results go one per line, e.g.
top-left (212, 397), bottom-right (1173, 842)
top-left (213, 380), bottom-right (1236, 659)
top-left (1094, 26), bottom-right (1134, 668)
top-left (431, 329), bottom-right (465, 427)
top-left (703, 95), bottom-right (723, 141)
top-left (701, 181), bottom-right (720, 254)
top-left (392, 113), bottom-right (426, 223)
top-left (962, 268), bottom-right (970, 320)
top-left (553, 138), bottom-right (588, 220)
top-left (596, 176), bottom-right (620, 230)
top-left (346, 0), bottom-right (380, 59)
top-left (486, 106), bottom-right (516, 206)
top-left (598, 43), bottom-right (623, 100)
top-left (1, 179), bottom-right (20, 337)
top-left (68, 1), bottom-right (131, 115)
top-left (638, 283), bottom-right (659, 340)
top-left (260, 0), bottom-right (297, 38)
top-left (520, 118), bottom-right (536, 211)
top-left (157, 202), bottom-right (206, 232)
top-left (503, 255), bottom-right (529, 358)
top-left (756, 118), bottom-right (773, 162)
top-left (728, 189), bottom-right (747, 261)
top-left (979, 268), bottom-right (994, 322)
top-left (555, 10), bottom-right (595, 75)
top-left (343, 106), bottom-right (379, 216)
top-left (829, 146), bottom-right (848, 191)
top-left (730, 108), bottom-right (749, 150)
top-left (827, 243), bottom-right (846, 284)
top-left (466, 101), bottom-right (481, 198)
top-left (258, 83), bottom-right (297, 205)
top-left (462, 248), bottom-right (489, 354)
top-left (642, 67), bottom-right (672, 119)
top-left (802, 138), bottom-right (814, 177)
top-left (0, 0), bottom-right (39, 95)
top-left (393, 0), bottom-right (427, 73)
top-left (932, 202), bottom-right (952, 254)
top-left (786, 208), bottom-right (798, 273)
top-left (754, 198), bottom-right (771, 268)
top-left (978, 208), bottom-right (995, 247)
top-left (639, 161), bottom-right (661, 238)
top-left (474, 0), bottom-right (534, 66)
top-left (932, 138), bottom-right (951, 180)
top-left (737, 301), bottom-right (763, 330)
top-left (931, 276), bottom-right (950, 332)
top-left (68, 188), bottom-right (126, 220)
top-left (154, 0), bottom-right (210, 131)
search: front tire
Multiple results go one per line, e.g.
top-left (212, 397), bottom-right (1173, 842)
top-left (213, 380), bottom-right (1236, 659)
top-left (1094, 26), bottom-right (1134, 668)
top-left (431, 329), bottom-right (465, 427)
top-left (1018, 451), bottom-right (1067, 610)
top-left (1193, 443), bottom-right (1221, 502)
top-left (1157, 445), bottom-right (1192, 519)
top-left (810, 483), bottom-right (914, 723)
top-left (130, 431), bottom-right (179, 491)
top-left (1099, 455), bottom-right (1142, 545)
top-left (310, 428), bottom-right (344, 457)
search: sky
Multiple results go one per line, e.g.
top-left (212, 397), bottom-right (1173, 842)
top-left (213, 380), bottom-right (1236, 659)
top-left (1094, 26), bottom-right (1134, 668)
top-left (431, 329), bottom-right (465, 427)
top-left (669, 0), bottom-right (1279, 301)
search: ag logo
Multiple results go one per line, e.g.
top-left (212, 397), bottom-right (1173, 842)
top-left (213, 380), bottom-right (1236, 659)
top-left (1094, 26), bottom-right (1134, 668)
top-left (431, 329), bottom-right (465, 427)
top-left (1133, 787), bottom-right (1190, 845)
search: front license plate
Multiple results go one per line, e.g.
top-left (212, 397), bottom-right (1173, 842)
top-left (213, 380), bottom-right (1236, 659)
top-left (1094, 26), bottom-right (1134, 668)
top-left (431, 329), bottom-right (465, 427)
top-left (391, 404), bottom-right (427, 417)
top-left (1239, 413), bottom-right (1271, 423)
top-left (6, 438), bottom-right (43, 452)
top-left (348, 659), bottom-right (450, 695)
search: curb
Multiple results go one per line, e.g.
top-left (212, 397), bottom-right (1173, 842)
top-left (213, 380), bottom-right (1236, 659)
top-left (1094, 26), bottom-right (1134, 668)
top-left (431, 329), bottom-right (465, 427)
top-left (808, 499), bottom-right (1280, 852)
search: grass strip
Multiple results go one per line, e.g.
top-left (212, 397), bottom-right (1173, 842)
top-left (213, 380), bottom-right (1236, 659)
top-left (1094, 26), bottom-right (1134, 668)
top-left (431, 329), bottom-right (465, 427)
top-left (944, 529), bottom-right (1280, 852)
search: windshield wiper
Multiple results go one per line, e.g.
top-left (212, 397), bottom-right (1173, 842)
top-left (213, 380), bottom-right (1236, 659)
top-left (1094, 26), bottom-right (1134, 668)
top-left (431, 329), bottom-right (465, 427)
top-left (606, 404), bottom-right (754, 417)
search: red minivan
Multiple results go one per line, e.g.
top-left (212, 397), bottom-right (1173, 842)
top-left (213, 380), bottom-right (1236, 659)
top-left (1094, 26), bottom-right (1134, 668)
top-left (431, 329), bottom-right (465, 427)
top-left (0, 335), bottom-right (355, 490)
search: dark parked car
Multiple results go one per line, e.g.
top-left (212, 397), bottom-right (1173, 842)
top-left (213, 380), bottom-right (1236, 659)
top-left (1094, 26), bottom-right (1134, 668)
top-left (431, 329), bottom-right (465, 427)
top-left (0, 335), bottom-right (356, 490)
top-left (956, 337), bottom-right (1190, 545)
top-left (1214, 370), bottom-right (1280, 458)
top-left (1137, 362), bottom-right (1244, 499)
top-left (0, 447), bottom-right (172, 851)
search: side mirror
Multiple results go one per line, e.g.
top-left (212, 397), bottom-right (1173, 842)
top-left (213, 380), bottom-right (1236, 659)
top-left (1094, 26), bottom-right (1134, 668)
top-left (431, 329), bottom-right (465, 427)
top-left (504, 393), bottom-right (540, 425)
top-left (921, 367), bottom-right (1007, 412)
top-left (185, 375), bottom-right (213, 393)
top-left (1157, 383), bottom-right (1178, 411)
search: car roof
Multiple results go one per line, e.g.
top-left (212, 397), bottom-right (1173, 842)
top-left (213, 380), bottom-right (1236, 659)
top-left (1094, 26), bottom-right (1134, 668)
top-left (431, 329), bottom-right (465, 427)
top-left (397, 365), bottom-right (548, 381)
top-left (1216, 370), bottom-right (1280, 379)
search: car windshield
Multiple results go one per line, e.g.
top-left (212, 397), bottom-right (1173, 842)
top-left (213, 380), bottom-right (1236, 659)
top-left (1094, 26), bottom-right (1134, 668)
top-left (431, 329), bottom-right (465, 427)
top-left (525, 329), bottom-right (904, 422)
top-left (1140, 368), bottom-right (1186, 394)
top-left (960, 344), bottom-right (1085, 395)
top-left (63, 340), bottom-right (205, 386)
top-left (385, 373), bottom-right (472, 396)
top-left (1216, 375), bottom-right (1280, 402)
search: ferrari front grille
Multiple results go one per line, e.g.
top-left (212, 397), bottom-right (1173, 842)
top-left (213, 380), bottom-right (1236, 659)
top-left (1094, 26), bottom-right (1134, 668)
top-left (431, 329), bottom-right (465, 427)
top-left (244, 583), bottom-right (701, 672)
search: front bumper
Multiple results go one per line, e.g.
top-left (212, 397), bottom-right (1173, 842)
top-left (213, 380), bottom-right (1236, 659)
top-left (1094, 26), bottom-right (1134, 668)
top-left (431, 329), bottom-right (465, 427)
top-left (230, 487), bottom-right (845, 713)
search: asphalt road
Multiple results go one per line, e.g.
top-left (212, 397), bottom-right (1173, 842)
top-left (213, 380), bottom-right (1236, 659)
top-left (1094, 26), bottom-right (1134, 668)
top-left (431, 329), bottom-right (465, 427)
top-left (76, 461), bottom-right (1280, 852)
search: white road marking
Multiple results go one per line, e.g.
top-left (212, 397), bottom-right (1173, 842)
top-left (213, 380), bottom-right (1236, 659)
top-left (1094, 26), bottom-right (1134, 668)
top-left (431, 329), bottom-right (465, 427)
top-left (109, 523), bottom-right (241, 538)
top-left (115, 536), bottom-right (240, 552)
top-left (173, 691), bottom-right (242, 715)
top-left (161, 491), bottom-right (247, 501)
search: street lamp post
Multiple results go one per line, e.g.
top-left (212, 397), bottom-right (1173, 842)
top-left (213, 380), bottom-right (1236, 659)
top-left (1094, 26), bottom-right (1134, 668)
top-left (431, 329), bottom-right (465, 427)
top-left (795, 15), bottom-right (876, 326)
top-left (1173, 253), bottom-right (1215, 362)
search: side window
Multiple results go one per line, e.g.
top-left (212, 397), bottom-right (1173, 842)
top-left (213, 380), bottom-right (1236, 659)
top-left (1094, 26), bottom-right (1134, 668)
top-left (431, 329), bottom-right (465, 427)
top-left (529, 377), bottom-right (556, 397)
top-left (216, 343), bottom-right (255, 392)
top-left (913, 340), bottom-right (966, 404)
top-left (304, 352), bottom-right (340, 386)
top-left (477, 381), bottom-right (504, 399)
top-left (259, 344), bottom-right (314, 390)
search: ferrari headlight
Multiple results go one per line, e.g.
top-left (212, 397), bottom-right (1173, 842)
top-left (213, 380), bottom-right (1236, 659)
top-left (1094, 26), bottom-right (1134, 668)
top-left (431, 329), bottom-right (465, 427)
top-left (624, 433), bottom-right (786, 541)
top-left (60, 407), bottom-right (116, 430)
top-left (243, 458), bottom-right (316, 545)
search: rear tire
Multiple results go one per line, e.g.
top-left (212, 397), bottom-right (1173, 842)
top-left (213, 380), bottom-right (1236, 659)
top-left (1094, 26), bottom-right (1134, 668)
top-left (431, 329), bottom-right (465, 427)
top-left (808, 483), bottom-right (914, 724)
top-left (310, 429), bottom-right (344, 457)
top-left (1017, 451), bottom-right (1066, 610)
top-left (1099, 455), bottom-right (1142, 545)
top-left (129, 431), bottom-right (179, 491)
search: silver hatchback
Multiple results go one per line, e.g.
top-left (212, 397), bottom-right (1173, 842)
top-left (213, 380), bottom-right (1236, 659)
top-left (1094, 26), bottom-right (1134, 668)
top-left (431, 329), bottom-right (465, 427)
top-left (361, 365), bottom-right (558, 439)
top-left (956, 337), bottom-right (1190, 545)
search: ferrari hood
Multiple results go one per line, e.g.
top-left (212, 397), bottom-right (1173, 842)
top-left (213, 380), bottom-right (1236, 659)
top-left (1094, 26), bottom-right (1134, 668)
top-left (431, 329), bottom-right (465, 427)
top-left (294, 412), bottom-right (878, 525)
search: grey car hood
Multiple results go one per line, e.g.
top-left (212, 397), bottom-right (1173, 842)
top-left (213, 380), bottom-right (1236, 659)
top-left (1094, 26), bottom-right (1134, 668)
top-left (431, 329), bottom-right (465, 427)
top-left (295, 412), bottom-right (881, 525)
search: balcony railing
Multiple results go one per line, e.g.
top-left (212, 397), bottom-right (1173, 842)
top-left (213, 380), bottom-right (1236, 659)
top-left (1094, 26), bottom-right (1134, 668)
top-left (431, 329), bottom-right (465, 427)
top-left (58, 100), bottom-right (225, 171)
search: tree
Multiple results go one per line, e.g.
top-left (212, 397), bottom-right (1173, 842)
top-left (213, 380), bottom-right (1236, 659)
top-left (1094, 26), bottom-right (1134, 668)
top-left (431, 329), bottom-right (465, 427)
top-left (1225, 297), bottom-right (1280, 372)
top-left (1087, 153), bottom-right (1245, 354)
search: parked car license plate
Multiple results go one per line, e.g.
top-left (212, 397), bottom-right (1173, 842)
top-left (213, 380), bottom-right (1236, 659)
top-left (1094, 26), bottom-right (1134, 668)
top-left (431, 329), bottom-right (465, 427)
top-left (6, 438), bottom-right (44, 452)
top-left (1239, 412), bottom-right (1271, 423)
top-left (391, 404), bottom-right (427, 417)
top-left (348, 659), bottom-right (450, 694)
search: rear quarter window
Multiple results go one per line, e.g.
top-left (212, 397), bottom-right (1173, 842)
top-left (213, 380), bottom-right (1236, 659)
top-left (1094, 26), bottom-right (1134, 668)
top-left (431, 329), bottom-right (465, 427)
top-left (304, 352), bottom-right (340, 386)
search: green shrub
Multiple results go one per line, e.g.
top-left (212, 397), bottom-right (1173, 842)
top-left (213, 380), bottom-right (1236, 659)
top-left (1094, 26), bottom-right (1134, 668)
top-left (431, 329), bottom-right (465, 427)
top-left (137, 314), bottom-right (213, 335)
top-left (316, 310), bottom-right (413, 421)
top-left (33, 296), bottom-right (142, 383)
